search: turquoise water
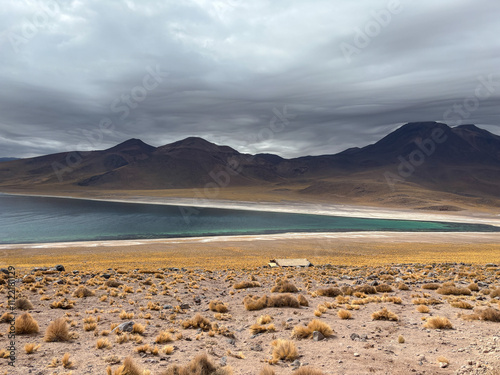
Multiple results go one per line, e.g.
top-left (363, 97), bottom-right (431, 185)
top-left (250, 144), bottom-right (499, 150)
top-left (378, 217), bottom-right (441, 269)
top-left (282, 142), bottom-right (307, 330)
top-left (0, 194), bottom-right (498, 244)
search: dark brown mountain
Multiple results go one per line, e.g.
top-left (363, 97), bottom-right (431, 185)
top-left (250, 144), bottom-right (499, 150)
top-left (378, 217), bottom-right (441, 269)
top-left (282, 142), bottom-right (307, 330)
top-left (0, 122), bottom-right (499, 207)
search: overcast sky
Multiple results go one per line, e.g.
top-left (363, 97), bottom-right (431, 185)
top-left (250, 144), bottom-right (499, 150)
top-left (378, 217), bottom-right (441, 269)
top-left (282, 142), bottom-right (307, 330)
top-left (1, 0), bottom-right (499, 158)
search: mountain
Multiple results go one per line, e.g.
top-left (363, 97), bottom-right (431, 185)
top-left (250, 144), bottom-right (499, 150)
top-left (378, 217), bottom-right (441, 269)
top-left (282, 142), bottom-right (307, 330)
top-left (0, 122), bottom-right (499, 209)
top-left (0, 157), bottom-right (18, 162)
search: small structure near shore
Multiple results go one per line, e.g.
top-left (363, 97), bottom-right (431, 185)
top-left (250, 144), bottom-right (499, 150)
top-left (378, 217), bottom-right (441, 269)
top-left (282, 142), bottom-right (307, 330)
top-left (268, 258), bottom-right (312, 268)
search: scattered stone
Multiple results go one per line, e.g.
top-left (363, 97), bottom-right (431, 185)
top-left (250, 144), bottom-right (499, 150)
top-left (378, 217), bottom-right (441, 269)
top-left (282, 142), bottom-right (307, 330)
top-left (313, 331), bottom-right (325, 341)
top-left (112, 321), bottom-right (135, 333)
top-left (354, 353), bottom-right (360, 357)
top-left (54, 265), bottom-right (65, 272)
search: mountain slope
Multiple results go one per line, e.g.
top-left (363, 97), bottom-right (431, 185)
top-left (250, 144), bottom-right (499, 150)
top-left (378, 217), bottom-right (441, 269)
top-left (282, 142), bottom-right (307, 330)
top-left (0, 122), bottom-right (498, 208)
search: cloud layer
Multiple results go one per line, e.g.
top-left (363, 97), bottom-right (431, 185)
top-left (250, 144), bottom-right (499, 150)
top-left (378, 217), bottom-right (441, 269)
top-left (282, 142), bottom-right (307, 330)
top-left (1, 0), bottom-right (499, 158)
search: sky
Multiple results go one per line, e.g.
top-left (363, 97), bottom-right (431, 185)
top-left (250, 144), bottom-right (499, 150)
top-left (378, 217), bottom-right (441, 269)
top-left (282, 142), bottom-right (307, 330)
top-left (1, 0), bottom-right (499, 159)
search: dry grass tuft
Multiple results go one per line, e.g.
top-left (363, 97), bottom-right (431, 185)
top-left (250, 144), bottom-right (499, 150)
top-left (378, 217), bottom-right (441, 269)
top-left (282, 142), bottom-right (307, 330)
top-left (422, 283), bottom-right (440, 290)
top-left (0, 312), bottom-right (14, 323)
top-left (337, 309), bottom-right (352, 319)
top-left (354, 285), bottom-right (377, 294)
top-left (371, 307), bottom-right (398, 321)
top-left (24, 343), bottom-right (41, 354)
top-left (155, 331), bottom-right (174, 344)
top-left (416, 305), bottom-right (430, 313)
top-left (233, 280), bottom-right (261, 289)
top-left (182, 313), bottom-right (212, 331)
top-left (297, 294), bottom-right (309, 306)
top-left (208, 300), bottom-right (228, 313)
top-left (15, 313), bottom-right (39, 334)
top-left (436, 286), bottom-right (471, 296)
top-left (113, 356), bottom-right (143, 375)
top-left (62, 352), bottom-right (73, 369)
top-left (479, 308), bottom-right (500, 322)
top-left (424, 316), bottom-right (453, 329)
top-left (73, 286), bottom-right (95, 298)
top-left (271, 278), bottom-right (298, 293)
top-left (291, 319), bottom-right (334, 339)
top-left (293, 368), bottom-right (325, 375)
top-left (450, 300), bottom-right (473, 309)
top-left (315, 287), bottom-right (342, 297)
top-left (15, 297), bottom-right (34, 310)
top-left (243, 294), bottom-right (300, 311)
top-left (271, 339), bottom-right (298, 362)
top-left (161, 353), bottom-right (232, 375)
top-left (44, 317), bottom-right (71, 342)
top-left (375, 284), bottom-right (393, 293)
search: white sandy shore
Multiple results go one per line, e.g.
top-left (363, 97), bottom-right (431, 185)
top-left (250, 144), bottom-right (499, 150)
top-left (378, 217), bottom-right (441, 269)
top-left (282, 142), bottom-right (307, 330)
top-left (2, 231), bottom-right (500, 251)
top-left (3, 191), bottom-right (500, 227)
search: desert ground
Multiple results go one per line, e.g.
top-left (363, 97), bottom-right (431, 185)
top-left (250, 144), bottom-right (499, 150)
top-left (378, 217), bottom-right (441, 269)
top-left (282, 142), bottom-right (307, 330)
top-left (1, 193), bottom-right (500, 374)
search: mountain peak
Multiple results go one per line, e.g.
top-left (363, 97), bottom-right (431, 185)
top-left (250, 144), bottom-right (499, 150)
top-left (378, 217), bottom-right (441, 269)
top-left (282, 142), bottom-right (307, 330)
top-left (106, 138), bottom-right (156, 153)
top-left (161, 137), bottom-right (239, 154)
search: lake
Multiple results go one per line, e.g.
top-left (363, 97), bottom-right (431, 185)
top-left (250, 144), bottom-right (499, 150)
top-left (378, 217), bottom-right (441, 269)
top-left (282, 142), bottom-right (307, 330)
top-left (0, 193), bottom-right (498, 244)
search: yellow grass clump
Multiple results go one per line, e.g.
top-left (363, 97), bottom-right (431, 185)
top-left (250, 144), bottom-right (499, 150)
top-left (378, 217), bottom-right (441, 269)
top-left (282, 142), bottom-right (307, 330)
top-left (271, 339), bottom-right (298, 362)
top-left (161, 353), bottom-right (232, 375)
top-left (291, 319), bottom-right (334, 339)
top-left (424, 316), bottom-right (453, 329)
top-left (44, 317), bottom-right (71, 342)
top-left (208, 300), bottom-right (229, 313)
top-left (371, 307), bottom-right (398, 321)
top-left (271, 278), bottom-right (299, 293)
top-left (337, 309), bottom-right (352, 319)
top-left (15, 313), bottom-right (40, 334)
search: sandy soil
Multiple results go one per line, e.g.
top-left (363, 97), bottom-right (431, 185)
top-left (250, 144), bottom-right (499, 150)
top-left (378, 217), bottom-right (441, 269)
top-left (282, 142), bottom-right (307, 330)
top-left (2, 263), bottom-right (499, 375)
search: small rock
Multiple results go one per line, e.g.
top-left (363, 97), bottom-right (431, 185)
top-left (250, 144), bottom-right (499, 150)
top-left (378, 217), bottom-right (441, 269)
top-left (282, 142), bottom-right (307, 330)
top-left (313, 331), bottom-right (325, 341)
top-left (354, 353), bottom-right (360, 357)
top-left (102, 273), bottom-right (111, 279)
top-left (112, 321), bottom-right (135, 333)
top-left (250, 344), bottom-right (263, 352)
top-left (180, 304), bottom-right (190, 310)
top-left (54, 265), bottom-right (65, 272)
top-left (220, 356), bottom-right (227, 367)
top-left (439, 362), bottom-right (448, 368)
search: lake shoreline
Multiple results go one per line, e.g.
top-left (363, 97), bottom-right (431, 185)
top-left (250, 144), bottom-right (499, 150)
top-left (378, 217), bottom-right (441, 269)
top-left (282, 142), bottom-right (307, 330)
top-left (2, 191), bottom-right (500, 227)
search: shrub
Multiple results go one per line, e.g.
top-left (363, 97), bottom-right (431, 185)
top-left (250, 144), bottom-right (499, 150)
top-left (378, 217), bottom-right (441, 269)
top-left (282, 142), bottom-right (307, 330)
top-left (243, 294), bottom-right (300, 311)
top-left (0, 312), bottom-right (13, 323)
top-left (113, 356), bottom-right (143, 375)
top-left (375, 284), bottom-right (393, 293)
top-left (155, 331), bottom-right (174, 344)
top-left (468, 283), bottom-right (479, 292)
top-left (257, 315), bottom-right (272, 325)
top-left (73, 286), bottom-right (95, 298)
top-left (297, 294), bottom-right (309, 306)
top-left (291, 319), bottom-right (334, 339)
top-left (490, 288), bottom-right (500, 298)
top-left (424, 316), bottom-right (453, 329)
top-left (24, 343), bottom-right (41, 354)
top-left (182, 313), bottom-right (212, 331)
top-left (422, 283), bottom-right (440, 290)
top-left (354, 285), bottom-right (377, 294)
top-left (450, 300), bottom-right (473, 309)
top-left (208, 300), bottom-right (228, 313)
top-left (161, 353), bottom-right (232, 375)
top-left (436, 286), bottom-right (471, 296)
top-left (271, 279), bottom-right (298, 293)
top-left (315, 288), bottom-right (342, 297)
top-left (371, 307), bottom-right (398, 321)
top-left (271, 339), bottom-right (298, 362)
top-left (62, 353), bottom-right (73, 369)
top-left (480, 308), bottom-right (500, 322)
top-left (397, 283), bottom-right (410, 290)
top-left (337, 309), bottom-right (352, 319)
top-left (233, 280), bottom-right (261, 289)
top-left (96, 338), bottom-right (112, 349)
top-left (416, 305), bottom-right (430, 313)
top-left (15, 297), bottom-right (34, 310)
top-left (44, 317), bottom-right (71, 342)
top-left (15, 313), bottom-right (39, 334)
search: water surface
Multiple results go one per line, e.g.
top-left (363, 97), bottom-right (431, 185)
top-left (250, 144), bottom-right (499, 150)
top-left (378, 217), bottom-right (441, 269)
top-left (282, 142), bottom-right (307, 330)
top-left (0, 194), bottom-right (498, 244)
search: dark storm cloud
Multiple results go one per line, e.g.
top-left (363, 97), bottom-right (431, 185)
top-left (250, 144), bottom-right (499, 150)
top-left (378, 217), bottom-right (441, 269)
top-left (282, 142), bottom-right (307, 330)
top-left (0, 0), bottom-right (499, 158)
